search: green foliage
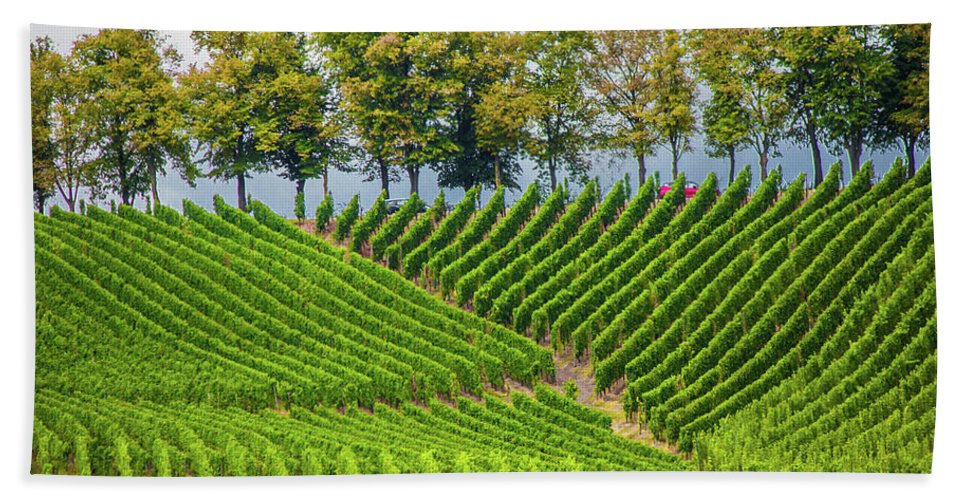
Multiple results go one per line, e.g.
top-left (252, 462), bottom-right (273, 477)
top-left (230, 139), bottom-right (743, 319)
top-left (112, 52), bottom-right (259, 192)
top-left (73, 29), bottom-right (194, 206)
top-left (433, 32), bottom-right (529, 191)
top-left (350, 190), bottom-right (388, 252)
top-left (294, 191), bottom-right (306, 222)
top-left (317, 32), bottom-right (460, 194)
top-left (315, 193), bottom-right (334, 233)
top-left (334, 194), bottom-right (360, 241)
top-left (370, 193), bottom-right (425, 260)
top-left (562, 380), bottom-right (579, 402)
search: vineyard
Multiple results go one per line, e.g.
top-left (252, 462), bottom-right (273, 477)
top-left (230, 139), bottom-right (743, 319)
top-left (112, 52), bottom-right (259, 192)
top-left (333, 158), bottom-right (937, 472)
top-left (32, 159), bottom-right (936, 474)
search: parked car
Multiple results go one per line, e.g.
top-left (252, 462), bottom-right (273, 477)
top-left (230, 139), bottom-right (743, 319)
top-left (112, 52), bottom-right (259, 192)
top-left (658, 180), bottom-right (702, 201)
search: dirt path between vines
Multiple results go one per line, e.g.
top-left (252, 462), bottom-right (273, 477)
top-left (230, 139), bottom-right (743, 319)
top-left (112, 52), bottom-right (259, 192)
top-left (496, 345), bottom-right (680, 455)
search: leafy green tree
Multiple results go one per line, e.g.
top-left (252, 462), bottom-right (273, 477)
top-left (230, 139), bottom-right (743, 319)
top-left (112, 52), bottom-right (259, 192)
top-left (649, 30), bottom-right (697, 179)
top-left (690, 30), bottom-right (753, 185)
top-left (524, 31), bottom-right (600, 190)
top-left (701, 86), bottom-right (751, 185)
top-left (73, 29), bottom-right (193, 207)
top-left (776, 27), bottom-right (829, 188)
top-left (792, 26), bottom-right (894, 178)
top-left (474, 79), bottom-right (538, 190)
top-left (584, 30), bottom-right (661, 188)
top-left (690, 28), bottom-right (789, 182)
top-left (181, 31), bottom-right (271, 210)
top-left (433, 32), bottom-right (526, 192)
top-left (881, 24), bottom-right (930, 176)
top-left (319, 32), bottom-right (460, 195)
top-left (31, 36), bottom-right (91, 213)
top-left (257, 33), bottom-right (354, 199)
top-left (30, 36), bottom-right (59, 213)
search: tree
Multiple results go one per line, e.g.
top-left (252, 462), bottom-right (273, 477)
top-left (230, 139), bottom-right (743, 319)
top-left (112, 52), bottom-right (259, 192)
top-left (795, 26), bottom-right (894, 178)
top-left (181, 31), bottom-right (271, 211)
top-left (32, 36), bottom-right (101, 214)
top-left (584, 30), bottom-right (661, 188)
top-left (649, 30), bottom-right (697, 179)
top-left (30, 36), bottom-right (62, 213)
top-left (257, 33), bottom-right (354, 199)
top-left (776, 27), bottom-right (828, 188)
top-left (881, 24), bottom-right (930, 177)
top-left (690, 30), bottom-right (753, 185)
top-left (319, 32), bottom-right (460, 196)
top-left (523, 31), bottom-right (600, 190)
top-left (474, 79), bottom-right (537, 190)
top-left (435, 31), bottom-right (527, 192)
top-left (690, 28), bottom-right (789, 182)
top-left (73, 29), bottom-right (193, 207)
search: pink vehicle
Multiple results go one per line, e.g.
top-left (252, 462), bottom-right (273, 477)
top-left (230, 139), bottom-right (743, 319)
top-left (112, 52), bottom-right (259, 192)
top-left (658, 180), bottom-right (701, 201)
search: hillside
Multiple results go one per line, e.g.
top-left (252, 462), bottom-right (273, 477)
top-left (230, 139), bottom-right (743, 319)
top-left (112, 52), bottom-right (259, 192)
top-left (345, 159), bottom-right (936, 472)
top-left (32, 192), bottom-right (680, 474)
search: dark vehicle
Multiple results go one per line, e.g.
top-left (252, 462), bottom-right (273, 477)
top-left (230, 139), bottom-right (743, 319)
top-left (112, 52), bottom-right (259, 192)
top-left (385, 198), bottom-right (427, 215)
top-left (659, 180), bottom-right (701, 201)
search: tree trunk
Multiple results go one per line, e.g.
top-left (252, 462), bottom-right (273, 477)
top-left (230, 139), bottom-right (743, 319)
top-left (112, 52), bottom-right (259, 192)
top-left (758, 150), bottom-right (769, 182)
top-left (671, 150), bottom-right (679, 180)
top-left (549, 160), bottom-right (558, 191)
top-left (407, 166), bottom-right (419, 196)
top-left (150, 163), bottom-right (161, 208)
top-left (119, 167), bottom-right (131, 206)
top-left (636, 154), bottom-right (646, 188)
top-left (322, 169), bottom-right (329, 196)
top-left (846, 140), bottom-right (863, 179)
top-left (728, 147), bottom-right (736, 185)
top-left (237, 172), bottom-right (247, 211)
top-left (378, 159), bottom-right (390, 194)
top-left (806, 122), bottom-right (823, 189)
top-left (494, 156), bottom-right (501, 188)
top-left (296, 178), bottom-right (306, 196)
top-left (905, 134), bottom-right (917, 178)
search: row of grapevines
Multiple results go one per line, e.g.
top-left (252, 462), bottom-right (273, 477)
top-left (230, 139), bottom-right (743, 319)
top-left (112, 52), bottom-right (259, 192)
top-left (578, 170), bottom-right (748, 367)
top-left (334, 194), bottom-right (360, 241)
top-left (438, 183), bottom-right (540, 298)
top-left (548, 174), bottom-right (695, 347)
top-left (402, 186), bottom-right (480, 280)
top-left (426, 186), bottom-right (505, 284)
top-left (499, 178), bottom-right (627, 336)
top-left (670, 186), bottom-right (933, 446)
top-left (350, 190), bottom-right (388, 252)
top-left (385, 192), bottom-right (447, 270)
top-left (644, 160), bottom-right (916, 441)
top-left (33, 387), bottom-right (681, 475)
top-left (527, 175), bottom-right (657, 340)
top-left (478, 180), bottom-right (601, 320)
top-left (232, 197), bottom-right (554, 382)
top-left (622, 165), bottom-right (845, 411)
top-left (369, 192), bottom-right (425, 260)
top-left (455, 186), bottom-right (567, 307)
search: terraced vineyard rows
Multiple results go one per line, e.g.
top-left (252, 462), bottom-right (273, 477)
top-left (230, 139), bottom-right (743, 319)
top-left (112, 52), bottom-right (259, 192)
top-left (361, 159), bottom-right (936, 472)
top-left (33, 157), bottom-right (936, 474)
top-left (34, 385), bottom-right (681, 475)
top-left (39, 194), bottom-right (681, 474)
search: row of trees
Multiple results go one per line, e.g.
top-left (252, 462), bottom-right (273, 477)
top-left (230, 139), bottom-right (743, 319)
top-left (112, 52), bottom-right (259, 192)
top-left (31, 26), bottom-right (929, 214)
